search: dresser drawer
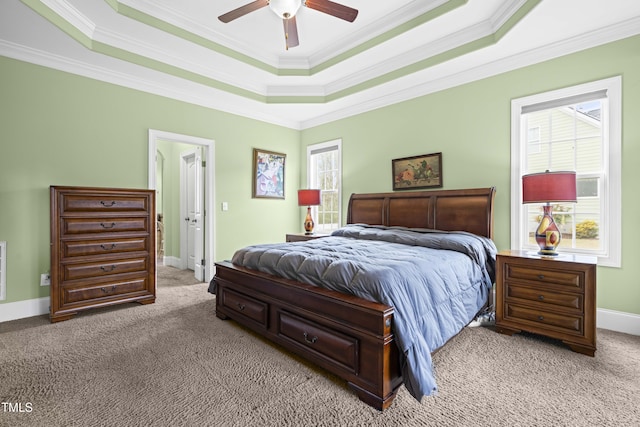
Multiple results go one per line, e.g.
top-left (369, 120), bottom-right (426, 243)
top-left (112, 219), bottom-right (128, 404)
top-left (505, 303), bottom-right (583, 335)
top-left (505, 283), bottom-right (583, 312)
top-left (61, 194), bottom-right (150, 213)
top-left (220, 288), bottom-right (268, 327)
top-left (278, 311), bottom-right (358, 373)
top-left (62, 217), bottom-right (149, 235)
top-left (63, 277), bottom-right (148, 304)
top-left (63, 257), bottom-right (148, 281)
top-left (62, 237), bottom-right (148, 258)
top-left (505, 264), bottom-right (582, 290)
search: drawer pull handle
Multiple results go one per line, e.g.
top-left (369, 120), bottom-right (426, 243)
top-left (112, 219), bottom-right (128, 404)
top-left (303, 332), bottom-right (318, 344)
top-left (100, 222), bottom-right (116, 229)
top-left (100, 286), bottom-right (116, 293)
top-left (538, 315), bottom-right (544, 321)
top-left (100, 265), bottom-right (116, 272)
top-left (538, 295), bottom-right (544, 301)
top-left (100, 201), bottom-right (117, 207)
top-left (236, 303), bottom-right (245, 311)
top-left (537, 274), bottom-right (545, 280)
top-left (100, 244), bottom-right (116, 250)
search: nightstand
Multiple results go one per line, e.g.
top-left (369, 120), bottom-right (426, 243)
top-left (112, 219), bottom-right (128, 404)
top-left (495, 250), bottom-right (597, 356)
top-left (285, 233), bottom-right (330, 242)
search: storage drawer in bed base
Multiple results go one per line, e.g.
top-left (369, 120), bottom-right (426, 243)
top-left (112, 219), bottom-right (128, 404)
top-left (213, 262), bottom-right (402, 411)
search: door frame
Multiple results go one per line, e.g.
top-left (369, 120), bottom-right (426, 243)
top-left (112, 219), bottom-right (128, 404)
top-left (148, 129), bottom-right (215, 282)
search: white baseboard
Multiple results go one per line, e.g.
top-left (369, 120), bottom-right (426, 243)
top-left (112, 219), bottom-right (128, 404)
top-left (597, 308), bottom-right (640, 336)
top-left (0, 297), bottom-right (49, 323)
top-left (162, 256), bottom-right (183, 269)
top-left (1, 296), bottom-right (639, 335)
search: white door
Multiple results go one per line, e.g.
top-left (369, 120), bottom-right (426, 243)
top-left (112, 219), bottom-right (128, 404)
top-left (182, 148), bottom-right (204, 281)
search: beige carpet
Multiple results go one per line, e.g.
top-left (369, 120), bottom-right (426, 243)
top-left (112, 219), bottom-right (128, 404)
top-left (1, 266), bottom-right (639, 427)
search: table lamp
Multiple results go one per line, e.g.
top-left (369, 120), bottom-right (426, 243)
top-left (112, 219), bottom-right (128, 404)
top-left (522, 170), bottom-right (577, 256)
top-left (297, 189), bottom-right (321, 235)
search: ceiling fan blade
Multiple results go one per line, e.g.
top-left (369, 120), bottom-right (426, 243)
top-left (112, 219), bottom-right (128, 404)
top-left (283, 16), bottom-right (299, 50)
top-left (304, 0), bottom-right (358, 22)
top-left (218, 0), bottom-right (269, 23)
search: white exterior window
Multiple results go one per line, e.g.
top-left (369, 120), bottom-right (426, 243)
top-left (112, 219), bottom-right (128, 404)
top-left (307, 139), bottom-right (342, 233)
top-left (510, 77), bottom-right (621, 267)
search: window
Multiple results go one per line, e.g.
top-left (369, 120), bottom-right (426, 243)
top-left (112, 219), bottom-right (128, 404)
top-left (307, 139), bottom-right (342, 233)
top-left (510, 77), bottom-right (621, 267)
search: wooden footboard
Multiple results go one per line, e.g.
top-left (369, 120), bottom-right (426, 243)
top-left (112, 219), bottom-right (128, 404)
top-left (214, 261), bottom-right (403, 410)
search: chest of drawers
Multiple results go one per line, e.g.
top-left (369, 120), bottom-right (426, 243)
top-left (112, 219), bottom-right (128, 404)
top-left (495, 250), bottom-right (597, 356)
top-left (50, 186), bottom-right (156, 322)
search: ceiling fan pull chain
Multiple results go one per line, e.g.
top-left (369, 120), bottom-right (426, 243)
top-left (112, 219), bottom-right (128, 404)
top-left (284, 13), bottom-right (290, 50)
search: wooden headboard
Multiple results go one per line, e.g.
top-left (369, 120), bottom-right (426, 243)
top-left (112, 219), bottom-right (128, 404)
top-left (346, 187), bottom-right (496, 239)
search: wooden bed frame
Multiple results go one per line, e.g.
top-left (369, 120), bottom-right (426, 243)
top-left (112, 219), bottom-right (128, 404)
top-left (213, 187), bottom-right (496, 410)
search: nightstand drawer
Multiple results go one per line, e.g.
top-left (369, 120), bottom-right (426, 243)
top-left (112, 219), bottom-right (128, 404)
top-left (505, 283), bottom-right (583, 311)
top-left (505, 303), bottom-right (583, 335)
top-left (505, 264), bottom-right (582, 290)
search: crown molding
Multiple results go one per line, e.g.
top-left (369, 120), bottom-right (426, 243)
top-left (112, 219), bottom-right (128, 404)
top-left (0, 39), bottom-right (301, 129)
top-left (2, 10), bottom-right (638, 130)
top-left (19, 0), bottom-right (537, 102)
top-left (300, 17), bottom-right (640, 129)
top-left (115, 0), bottom-right (281, 67)
top-left (41, 0), bottom-right (95, 37)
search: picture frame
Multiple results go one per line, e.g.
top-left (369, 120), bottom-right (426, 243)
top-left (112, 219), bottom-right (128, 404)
top-left (392, 152), bottom-right (442, 191)
top-left (253, 148), bottom-right (286, 199)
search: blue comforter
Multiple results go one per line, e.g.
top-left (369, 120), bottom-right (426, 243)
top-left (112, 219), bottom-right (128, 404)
top-left (230, 224), bottom-right (497, 401)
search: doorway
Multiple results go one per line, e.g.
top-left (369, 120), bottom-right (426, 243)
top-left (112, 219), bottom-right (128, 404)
top-left (148, 129), bottom-right (215, 283)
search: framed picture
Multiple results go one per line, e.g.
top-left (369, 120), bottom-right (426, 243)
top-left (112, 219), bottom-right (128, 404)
top-left (253, 148), bottom-right (286, 199)
top-left (392, 152), bottom-right (442, 191)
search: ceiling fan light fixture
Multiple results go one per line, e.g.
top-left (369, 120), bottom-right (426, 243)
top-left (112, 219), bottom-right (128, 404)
top-left (269, 0), bottom-right (302, 18)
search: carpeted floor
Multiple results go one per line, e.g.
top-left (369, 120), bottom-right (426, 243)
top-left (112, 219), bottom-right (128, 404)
top-left (1, 266), bottom-right (639, 426)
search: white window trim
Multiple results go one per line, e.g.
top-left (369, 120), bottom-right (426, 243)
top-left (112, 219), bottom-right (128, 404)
top-left (307, 139), bottom-right (342, 231)
top-left (510, 76), bottom-right (621, 267)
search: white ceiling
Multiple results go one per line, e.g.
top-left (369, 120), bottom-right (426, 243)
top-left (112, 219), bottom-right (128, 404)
top-left (1, 0), bottom-right (639, 129)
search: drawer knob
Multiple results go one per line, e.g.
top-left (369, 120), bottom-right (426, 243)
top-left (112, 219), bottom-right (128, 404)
top-left (100, 222), bottom-right (116, 229)
top-left (100, 201), bottom-right (117, 207)
top-left (100, 265), bottom-right (116, 272)
top-left (303, 332), bottom-right (318, 344)
top-left (100, 286), bottom-right (116, 293)
top-left (236, 303), bottom-right (245, 311)
top-left (100, 244), bottom-right (116, 251)
top-left (537, 274), bottom-right (545, 280)
top-left (538, 315), bottom-right (544, 321)
top-left (538, 295), bottom-right (545, 301)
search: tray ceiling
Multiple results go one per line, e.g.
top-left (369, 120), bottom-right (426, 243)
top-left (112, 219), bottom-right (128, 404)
top-left (1, 0), bottom-right (639, 129)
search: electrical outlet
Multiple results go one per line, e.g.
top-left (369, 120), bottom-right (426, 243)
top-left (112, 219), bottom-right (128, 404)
top-left (40, 273), bottom-right (50, 287)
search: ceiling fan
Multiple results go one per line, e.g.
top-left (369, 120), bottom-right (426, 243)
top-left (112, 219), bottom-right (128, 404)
top-left (218, 0), bottom-right (358, 50)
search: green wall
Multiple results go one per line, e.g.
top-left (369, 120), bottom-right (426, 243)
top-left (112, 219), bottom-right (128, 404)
top-left (301, 34), bottom-right (640, 316)
top-left (0, 56), bottom-right (300, 304)
top-left (1, 34), bottom-right (639, 317)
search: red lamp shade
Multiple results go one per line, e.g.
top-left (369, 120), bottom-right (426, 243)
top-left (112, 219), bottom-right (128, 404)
top-left (522, 171), bottom-right (577, 256)
top-left (297, 189), bottom-right (321, 206)
top-left (522, 171), bottom-right (577, 204)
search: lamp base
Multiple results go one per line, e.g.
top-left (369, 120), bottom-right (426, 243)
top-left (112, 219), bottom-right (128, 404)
top-left (537, 249), bottom-right (560, 257)
top-left (303, 206), bottom-right (314, 235)
top-left (534, 204), bottom-right (561, 256)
